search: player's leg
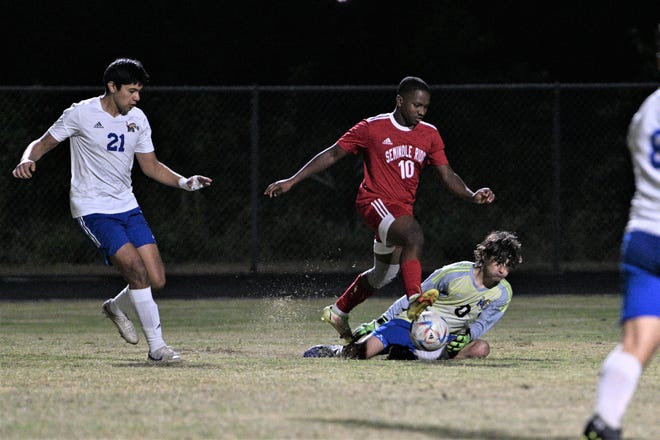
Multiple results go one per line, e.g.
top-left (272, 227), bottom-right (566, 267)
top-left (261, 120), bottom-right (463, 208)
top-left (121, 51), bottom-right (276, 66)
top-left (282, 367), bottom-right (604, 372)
top-left (589, 318), bottom-right (658, 436)
top-left (362, 334), bottom-right (386, 359)
top-left (104, 240), bottom-right (164, 343)
top-left (322, 199), bottom-right (408, 339)
top-left (78, 213), bottom-right (139, 345)
top-left (366, 319), bottom-right (413, 359)
top-left (324, 243), bottom-right (401, 340)
top-left (621, 316), bottom-right (660, 366)
top-left (337, 242), bottom-right (401, 312)
top-left (450, 339), bottom-right (490, 359)
top-left (386, 215), bottom-right (424, 297)
top-left (136, 242), bottom-right (166, 291)
top-left (101, 209), bottom-right (176, 361)
top-left (387, 215), bottom-right (439, 319)
top-left (111, 243), bottom-right (180, 362)
top-left (584, 230), bottom-right (660, 437)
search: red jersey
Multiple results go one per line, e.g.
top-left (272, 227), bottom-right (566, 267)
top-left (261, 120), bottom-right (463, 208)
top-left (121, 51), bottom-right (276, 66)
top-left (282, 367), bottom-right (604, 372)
top-left (337, 112), bottom-right (448, 206)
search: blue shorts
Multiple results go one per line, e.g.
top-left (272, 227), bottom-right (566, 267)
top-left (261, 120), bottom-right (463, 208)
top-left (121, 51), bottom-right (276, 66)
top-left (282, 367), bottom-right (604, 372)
top-left (620, 230), bottom-right (660, 321)
top-left (76, 207), bottom-right (156, 264)
top-left (372, 318), bottom-right (416, 352)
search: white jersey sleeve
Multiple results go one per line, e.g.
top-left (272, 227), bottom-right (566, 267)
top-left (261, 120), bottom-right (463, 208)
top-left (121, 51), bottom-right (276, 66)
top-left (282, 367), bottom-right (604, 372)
top-left (48, 97), bottom-right (155, 217)
top-left (626, 88), bottom-right (660, 235)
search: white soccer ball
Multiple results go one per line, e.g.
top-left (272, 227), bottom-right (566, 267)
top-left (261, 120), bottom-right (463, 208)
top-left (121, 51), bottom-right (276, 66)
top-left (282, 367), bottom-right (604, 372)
top-left (410, 309), bottom-right (450, 351)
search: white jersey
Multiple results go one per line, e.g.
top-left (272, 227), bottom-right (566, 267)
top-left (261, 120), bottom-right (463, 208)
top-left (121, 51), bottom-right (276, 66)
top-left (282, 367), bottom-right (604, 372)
top-left (625, 88), bottom-right (660, 236)
top-left (48, 96), bottom-right (155, 217)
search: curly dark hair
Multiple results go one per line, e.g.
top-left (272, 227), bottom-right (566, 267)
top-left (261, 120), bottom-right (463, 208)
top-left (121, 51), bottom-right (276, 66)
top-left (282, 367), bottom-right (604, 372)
top-left (474, 231), bottom-right (523, 268)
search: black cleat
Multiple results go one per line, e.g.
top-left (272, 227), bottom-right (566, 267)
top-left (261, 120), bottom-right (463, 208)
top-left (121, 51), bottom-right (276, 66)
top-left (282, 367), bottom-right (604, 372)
top-left (582, 415), bottom-right (621, 440)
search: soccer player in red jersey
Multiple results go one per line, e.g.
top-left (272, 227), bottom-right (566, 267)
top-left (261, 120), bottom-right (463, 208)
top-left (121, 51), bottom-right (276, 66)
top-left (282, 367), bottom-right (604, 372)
top-left (264, 76), bottom-right (495, 340)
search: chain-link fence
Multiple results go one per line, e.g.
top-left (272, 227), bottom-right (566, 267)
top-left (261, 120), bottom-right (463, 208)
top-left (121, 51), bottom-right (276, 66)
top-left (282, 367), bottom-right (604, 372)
top-left (1, 83), bottom-right (656, 275)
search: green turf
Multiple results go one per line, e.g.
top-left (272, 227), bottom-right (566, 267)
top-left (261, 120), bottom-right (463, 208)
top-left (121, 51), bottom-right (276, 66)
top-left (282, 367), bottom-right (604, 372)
top-left (0, 295), bottom-right (657, 439)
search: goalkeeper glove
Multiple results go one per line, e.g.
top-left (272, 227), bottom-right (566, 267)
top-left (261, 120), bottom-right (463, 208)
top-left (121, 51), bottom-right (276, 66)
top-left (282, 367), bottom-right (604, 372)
top-left (406, 288), bottom-right (439, 321)
top-left (351, 315), bottom-right (388, 342)
top-left (446, 332), bottom-right (471, 354)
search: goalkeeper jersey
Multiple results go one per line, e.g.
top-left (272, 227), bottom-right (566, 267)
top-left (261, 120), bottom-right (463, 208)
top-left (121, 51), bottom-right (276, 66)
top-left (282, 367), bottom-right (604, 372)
top-left (386, 261), bottom-right (512, 340)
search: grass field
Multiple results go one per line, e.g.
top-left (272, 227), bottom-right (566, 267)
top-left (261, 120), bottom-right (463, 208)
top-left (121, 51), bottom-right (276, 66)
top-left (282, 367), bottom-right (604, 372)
top-left (1, 294), bottom-right (658, 440)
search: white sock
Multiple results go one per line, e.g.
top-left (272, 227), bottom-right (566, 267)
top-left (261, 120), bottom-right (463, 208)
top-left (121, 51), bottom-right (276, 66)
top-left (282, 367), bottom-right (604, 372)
top-left (113, 285), bottom-right (133, 316)
top-left (332, 304), bottom-right (348, 316)
top-left (128, 287), bottom-right (166, 352)
top-left (594, 344), bottom-right (642, 428)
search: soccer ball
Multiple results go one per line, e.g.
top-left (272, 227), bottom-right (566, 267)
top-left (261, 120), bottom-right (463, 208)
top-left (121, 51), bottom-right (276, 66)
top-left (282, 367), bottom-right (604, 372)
top-left (410, 309), bottom-right (450, 351)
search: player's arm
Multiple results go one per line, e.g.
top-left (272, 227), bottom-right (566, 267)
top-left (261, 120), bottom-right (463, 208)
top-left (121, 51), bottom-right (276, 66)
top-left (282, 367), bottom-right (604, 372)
top-left (264, 143), bottom-right (348, 198)
top-left (135, 152), bottom-right (212, 191)
top-left (12, 133), bottom-right (61, 179)
top-left (433, 164), bottom-right (495, 204)
top-left (465, 303), bottom-right (506, 342)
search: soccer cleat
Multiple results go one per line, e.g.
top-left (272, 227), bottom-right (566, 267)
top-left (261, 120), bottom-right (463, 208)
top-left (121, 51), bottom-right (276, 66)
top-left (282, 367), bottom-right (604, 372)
top-left (406, 288), bottom-right (439, 321)
top-left (351, 315), bottom-right (389, 342)
top-left (582, 415), bottom-right (621, 440)
top-left (321, 305), bottom-right (352, 341)
top-left (148, 345), bottom-right (182, 363)
top-left (303, 344), bottom-right (343, 358)
top-left (102, 299), bottom-right (139, 344)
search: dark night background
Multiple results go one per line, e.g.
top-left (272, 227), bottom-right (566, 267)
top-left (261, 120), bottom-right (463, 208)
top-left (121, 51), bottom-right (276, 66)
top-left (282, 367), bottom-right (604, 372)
top-left (3, 0), bottom-right (660, 86)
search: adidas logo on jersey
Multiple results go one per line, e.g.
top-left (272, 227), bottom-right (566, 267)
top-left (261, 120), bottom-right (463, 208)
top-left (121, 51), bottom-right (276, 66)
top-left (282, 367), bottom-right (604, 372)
top-left (93, 122), bottom-right (104, 128)
top-left (382, 137), bottom-right (393, 145)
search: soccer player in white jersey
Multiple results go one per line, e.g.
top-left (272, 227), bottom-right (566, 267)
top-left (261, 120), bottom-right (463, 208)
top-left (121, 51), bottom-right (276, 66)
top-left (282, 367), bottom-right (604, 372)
top-left (581, 26), bottom-right (660, 440)
top-left (303, 231), bottom-right (522, 361)
top-left (265, 76), bottom-right (495, 341)
top-left (12, 58), bottom-right (212, 363)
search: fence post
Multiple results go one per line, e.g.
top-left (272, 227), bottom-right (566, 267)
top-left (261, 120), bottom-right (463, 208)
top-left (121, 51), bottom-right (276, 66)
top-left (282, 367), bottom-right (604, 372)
top-left (250, 86), bottom-right (260, 273)
top-left (552, 83), bottom-right (562, 273)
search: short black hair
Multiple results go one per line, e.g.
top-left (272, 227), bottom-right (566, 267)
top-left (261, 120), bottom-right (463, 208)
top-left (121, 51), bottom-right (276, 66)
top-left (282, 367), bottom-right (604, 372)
top-left (474, 231), bottom-right (523, 268)
top-left (103, 58), bottom-right (149, 92)
top-left (397, 76), bottom-right (430, 98)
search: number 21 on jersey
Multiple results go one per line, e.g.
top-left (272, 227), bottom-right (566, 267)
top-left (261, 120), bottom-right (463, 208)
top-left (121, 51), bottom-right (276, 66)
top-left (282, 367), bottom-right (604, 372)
top-left (107, 133), bottom-right (125, 152)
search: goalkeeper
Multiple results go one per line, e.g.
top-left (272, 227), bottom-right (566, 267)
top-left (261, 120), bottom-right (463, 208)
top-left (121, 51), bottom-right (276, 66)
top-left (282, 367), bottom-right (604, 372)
top-left (304, 230), bottom-right (522, 361)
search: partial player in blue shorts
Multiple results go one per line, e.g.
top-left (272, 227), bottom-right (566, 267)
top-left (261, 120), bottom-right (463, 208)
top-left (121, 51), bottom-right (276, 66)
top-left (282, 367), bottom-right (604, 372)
top-left (582, 35), bottom-right (660, 439)
top-left (77, 207), bottom-right (156, 264)
top-left (620, 230), bottom-right (660, 321)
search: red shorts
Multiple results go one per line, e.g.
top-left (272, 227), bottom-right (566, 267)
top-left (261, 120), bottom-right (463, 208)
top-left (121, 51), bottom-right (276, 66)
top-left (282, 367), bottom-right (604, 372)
top-left (356, 197), bottom-right (413, 244)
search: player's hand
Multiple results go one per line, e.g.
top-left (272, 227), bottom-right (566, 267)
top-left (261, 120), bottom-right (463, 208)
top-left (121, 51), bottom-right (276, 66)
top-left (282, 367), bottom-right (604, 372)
top-left (406, 289), bottom-right (439, 321)
top-left (351, 315), bottom-right (388, 342)
top-left (179, 175), bottom-right (212, 191)
top-left (472, 187), bottom-right (495, 204)
top-left (12, 160), bottom-right (37, 179)
top-left (264, 179), bottom-right (294, 198)
top-left (446, 333), bottom-right (471, 353)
